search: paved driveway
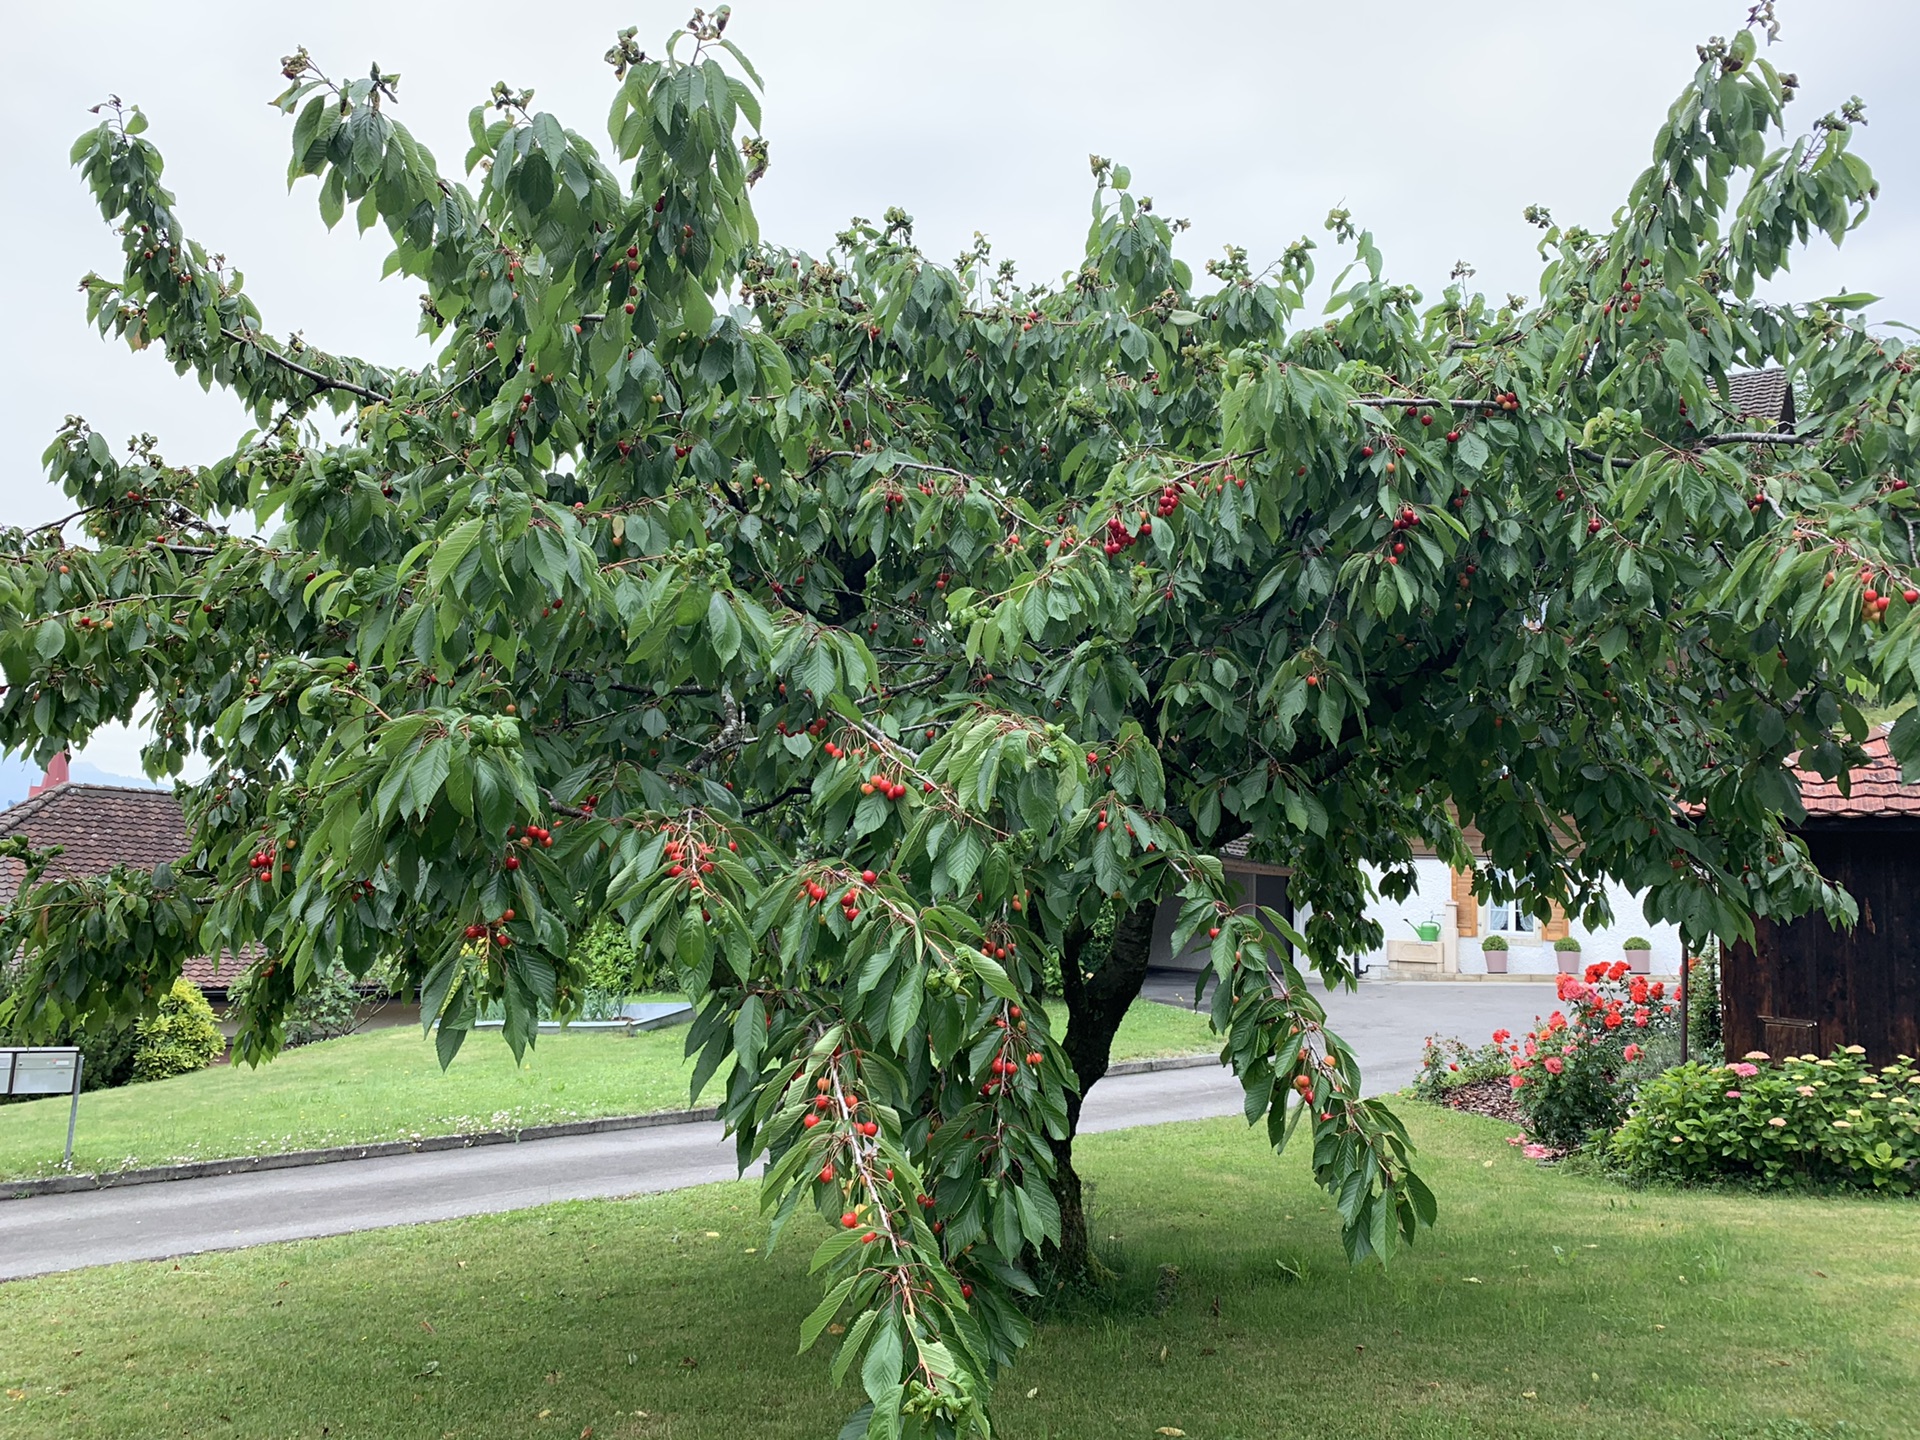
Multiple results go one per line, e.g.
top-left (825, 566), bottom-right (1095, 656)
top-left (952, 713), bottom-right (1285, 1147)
top-left (1141, 969), bottom-right (1555, 1091)
top-left (0, 974), bottom-right (1548, 1280)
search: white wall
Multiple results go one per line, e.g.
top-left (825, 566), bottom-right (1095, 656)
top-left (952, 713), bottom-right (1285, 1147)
top-left (1351, 859), bottom-right (1684, 976)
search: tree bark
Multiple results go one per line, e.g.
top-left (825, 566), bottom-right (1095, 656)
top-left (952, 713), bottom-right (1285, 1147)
top-left (1045, 897), bottom-right (1158, 1284)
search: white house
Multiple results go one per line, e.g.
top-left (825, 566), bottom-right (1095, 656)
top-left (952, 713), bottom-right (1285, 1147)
top-left (1148, 834), bottom-right (1683, 981)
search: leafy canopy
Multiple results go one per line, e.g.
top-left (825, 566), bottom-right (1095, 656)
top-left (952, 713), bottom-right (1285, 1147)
top-left (3, 9), bottom-right (1916, 1434)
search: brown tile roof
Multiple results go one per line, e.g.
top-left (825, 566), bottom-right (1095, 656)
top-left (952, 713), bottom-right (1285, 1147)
top-left (1723, 368), bottom-right (1793, 425)
top-left (0, 782), bottom-right (251, 992)
top-left (1796, 727), bottom-right (1920, 819)
top-left (0, 783), bottom-right (187, 907)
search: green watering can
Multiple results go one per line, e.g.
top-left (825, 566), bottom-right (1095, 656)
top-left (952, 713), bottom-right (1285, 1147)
top-left (1409, 919), bottom-right (1442, 943)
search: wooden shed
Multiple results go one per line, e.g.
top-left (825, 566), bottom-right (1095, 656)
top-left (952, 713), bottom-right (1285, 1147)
top-left (1723, 727), bottom-right (1920, 1063)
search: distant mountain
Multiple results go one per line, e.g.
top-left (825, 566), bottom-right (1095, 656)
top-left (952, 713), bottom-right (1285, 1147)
top-left (0, 755), bottom-right (162, 808)
top-left (69, 761), bottom-right (165, 791)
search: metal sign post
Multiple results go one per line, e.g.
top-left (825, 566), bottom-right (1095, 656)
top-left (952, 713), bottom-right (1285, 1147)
top-left (2, 1047), bottom-right (85, 1168)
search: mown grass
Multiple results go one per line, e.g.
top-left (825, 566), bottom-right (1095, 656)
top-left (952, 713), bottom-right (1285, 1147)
top-left (3, 1107), bottom-right (1913, 1439)
top-left (0, 999), bottom-right (1217, 1182)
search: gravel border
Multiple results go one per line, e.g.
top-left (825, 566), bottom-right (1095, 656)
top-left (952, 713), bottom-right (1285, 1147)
top-left (1, 1052), bottom-right (1222, 1201)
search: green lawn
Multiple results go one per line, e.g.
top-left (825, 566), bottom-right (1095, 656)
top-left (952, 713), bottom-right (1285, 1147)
top-left (4, 1109), bottom-right (1915, 1439)
top-left (0, 1000), bottom-right (1218, 1182)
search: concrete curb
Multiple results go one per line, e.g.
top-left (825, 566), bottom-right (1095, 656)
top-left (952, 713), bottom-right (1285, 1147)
top-left (1105, 1053), bottom-right (1222, 1077)
top-left (0, 1052), bottom-right (1227, 1203)
top-left (0, 1105), bottom-right (722, 1201)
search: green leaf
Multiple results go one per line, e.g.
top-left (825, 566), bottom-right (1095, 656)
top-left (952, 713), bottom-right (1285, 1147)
top-left (708, 590), bottom-right (743, 664)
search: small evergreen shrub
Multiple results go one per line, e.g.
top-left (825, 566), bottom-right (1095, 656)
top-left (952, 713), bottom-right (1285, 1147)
top-left (1479, 934), bottom-right (1508, 951)
top-left (1623, 936), bottom-right (1652, 951)
top-left (1609, 1048), bottom-right (1920, 1191)
top-left (1686, 949), bottom-right (1723, 1063)
top-left (131, 979), bottom-right (224, 1081)
top-left (1553, 937), bottom-right (1581, 952)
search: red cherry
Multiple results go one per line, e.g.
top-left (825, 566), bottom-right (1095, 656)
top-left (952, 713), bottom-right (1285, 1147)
top-left (504, 855), bottom-right (520, 870)
top-left (861, 870), bottom-right (877, 885)
top-left (802, 1113), bottom-right (820, 1129)
top-left (841, 1212), bottom-right (859, 1229)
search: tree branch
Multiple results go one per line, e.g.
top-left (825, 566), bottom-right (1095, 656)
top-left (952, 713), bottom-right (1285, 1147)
top-left (1691, 431), bottom-right (1814, 450)
top-left (219, 327), bottom-right (391, 405)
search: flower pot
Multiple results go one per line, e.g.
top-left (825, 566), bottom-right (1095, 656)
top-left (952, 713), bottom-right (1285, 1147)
top-left (1482, 948), bottom-right (1508, 974)
top-left (1626, 949), bottom-right (1651, 974)
top-left (1556, 949), bottom-right (1582, 975)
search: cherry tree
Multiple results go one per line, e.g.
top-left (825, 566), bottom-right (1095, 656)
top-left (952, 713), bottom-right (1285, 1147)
top-left (3, 9), bottom-right (1913, 1433)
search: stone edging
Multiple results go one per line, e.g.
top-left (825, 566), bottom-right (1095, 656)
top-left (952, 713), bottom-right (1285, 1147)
top-left (0, 1052), bottom-right (1225, 1202)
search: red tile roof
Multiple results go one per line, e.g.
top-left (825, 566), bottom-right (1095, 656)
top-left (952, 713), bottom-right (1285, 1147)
top-left (1796, 727), bottom-right (1920, 819)
top-left (0, 782), bottom-right (248, 992)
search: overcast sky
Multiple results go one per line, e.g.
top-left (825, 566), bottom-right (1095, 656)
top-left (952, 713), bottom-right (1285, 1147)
top-left (5, 0), bottom-right (1916, 780)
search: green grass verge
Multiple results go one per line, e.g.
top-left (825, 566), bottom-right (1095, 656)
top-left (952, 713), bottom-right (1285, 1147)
top-left (3, 1107), bottom-right (1912, 1438)
top-left (0, 1000), bottom-right (1217, 1182)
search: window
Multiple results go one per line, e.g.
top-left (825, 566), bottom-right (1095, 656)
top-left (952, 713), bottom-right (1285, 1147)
top-left (1487, 874), bottom-right (1535, 936)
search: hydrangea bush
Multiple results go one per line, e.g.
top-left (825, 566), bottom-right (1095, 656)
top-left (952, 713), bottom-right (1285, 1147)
top-left (1609, 1047), bottom-right (1920, 1191)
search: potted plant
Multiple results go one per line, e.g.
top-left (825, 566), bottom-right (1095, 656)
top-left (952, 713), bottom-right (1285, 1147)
top-left (1624, 935), bottom-right (1652, 974)
top-left (1553, 936), bottom-right (1583, 975)
top-left (1480, 934), bottom-right (1509, 975)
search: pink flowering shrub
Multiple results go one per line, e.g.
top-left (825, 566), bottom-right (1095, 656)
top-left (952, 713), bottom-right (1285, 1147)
top-left (1502, 967), bottom-right (1682, 1149)
top-left (1608, 1048), bottom-right (1920, 1191)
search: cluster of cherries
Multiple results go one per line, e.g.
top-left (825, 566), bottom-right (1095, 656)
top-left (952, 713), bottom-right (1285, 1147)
top-left (1600, 260), bottom-right (1653, 320)
top-left (1153, 481), bottom-right (1183, 519)
top-left (860, 771), bottom-right (910, 800)
top-left (1101, 511), bottom-right (1152, 557)
top-left (509, 822), bottom-right (555, 849)
top-left (982, 1007), bottom-right (1039, 1095)
top-left (1391, 504), bottom-right (1422, 558)
top-left (775, 715), bottom-right (831, 741)
top-left (803, 868), bottom-right (878, 920)
top-left (462, 908), bottom-right (514, 947)
top-left (1859, 567), bottom-right (1918, 621)
top-left (662, 831), bottom-right (732, 891)
top-left (247, 842), bottom-right (283, 884)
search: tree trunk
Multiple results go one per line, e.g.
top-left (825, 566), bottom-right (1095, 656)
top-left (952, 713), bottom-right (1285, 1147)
top-left (1045, 897), bottom-right (1158, 1285)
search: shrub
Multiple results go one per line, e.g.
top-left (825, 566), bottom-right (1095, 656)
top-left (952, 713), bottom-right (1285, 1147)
top-left (1504, 968), bottom-right (1682, 1149)
top-left (284, 966), bottom-right (370, 1047)
top-left (1623, 935), bottom-right (1652, 951)
top-left (0, 963), bottom-right (140, 1097)
top-left (1553, 937), bottom-right (1581, 952)
top-left (1608, 1047), bottom-right (1920, 1192)
top-left (69, 1020), bottom-right (141, 1091)
top-left (1479, 934), bottom-right (1508, 951)
top-left (1412, 1035), bottom-right (1510, 1102)
top-left (570, 917), bottom-right (667, 996)
top-left (131, 979), bottom-right (225, 1081)
top-left (1685, 948), bottom-right (1723, 1063)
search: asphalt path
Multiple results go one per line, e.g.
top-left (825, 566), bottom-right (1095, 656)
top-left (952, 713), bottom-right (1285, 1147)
top-left (0, 980), bottom-right (1548, 1281)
